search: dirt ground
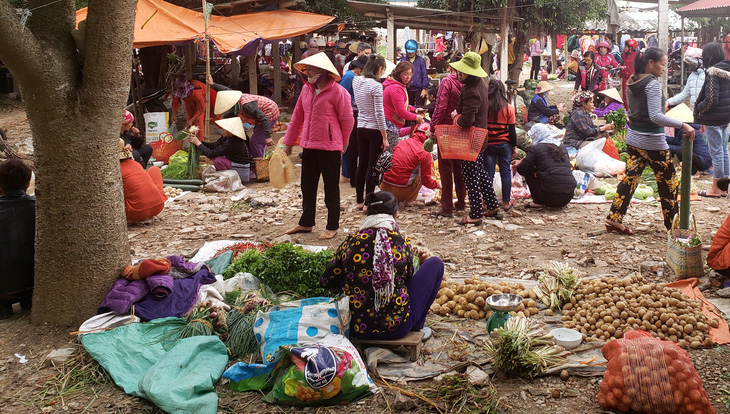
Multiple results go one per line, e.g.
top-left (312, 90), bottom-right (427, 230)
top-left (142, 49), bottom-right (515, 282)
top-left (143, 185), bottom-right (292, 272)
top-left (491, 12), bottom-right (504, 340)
top-left (2, 77), bottom-right (730, 413)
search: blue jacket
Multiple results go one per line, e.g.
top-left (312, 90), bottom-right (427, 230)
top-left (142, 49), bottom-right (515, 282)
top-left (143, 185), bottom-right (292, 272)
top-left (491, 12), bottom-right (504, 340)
top-left (400, 54), bottom-right (430, 91)
top-left (339, 70), bottom-right (356, 108)
top-left (665, 124), bottom-right (711, 171)
top-left (666, 69), bottom-right (704, 110)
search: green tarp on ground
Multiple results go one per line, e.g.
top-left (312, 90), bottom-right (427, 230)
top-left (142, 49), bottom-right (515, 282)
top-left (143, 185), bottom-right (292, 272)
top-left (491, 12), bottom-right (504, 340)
top-left (81, 318), bottom-right (228, 414)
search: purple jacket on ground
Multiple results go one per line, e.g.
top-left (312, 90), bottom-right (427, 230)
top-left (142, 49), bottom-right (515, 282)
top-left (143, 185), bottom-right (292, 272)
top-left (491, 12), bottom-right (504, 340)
top-left (146, 274), bottom-right (174, 300)
top-left (594, 101), bottom-right (624, 117)
top-left (133, 267), bottom-right (216, 321)
top-left (98, 279), bottom-right (149, 314)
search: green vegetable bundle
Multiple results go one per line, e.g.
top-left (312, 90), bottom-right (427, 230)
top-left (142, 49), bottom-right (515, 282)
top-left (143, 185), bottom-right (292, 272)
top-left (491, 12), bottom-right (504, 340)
top-left (606, 110), bottom-right (627, 141)
top-left (226, 290), bottom-right (273, 358)
top-left (484, 317), bottom-right (570, 378)
top-left (533, 261), bottom-right (582, 311)
top-left (223, 243), bottom-right (333, 298)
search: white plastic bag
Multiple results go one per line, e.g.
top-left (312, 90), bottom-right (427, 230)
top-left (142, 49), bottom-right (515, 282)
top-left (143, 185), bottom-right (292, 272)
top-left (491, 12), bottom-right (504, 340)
top-left (575, 138), bottom-right (626, 177)
top-left (202, 165), bottom-right (245, 192)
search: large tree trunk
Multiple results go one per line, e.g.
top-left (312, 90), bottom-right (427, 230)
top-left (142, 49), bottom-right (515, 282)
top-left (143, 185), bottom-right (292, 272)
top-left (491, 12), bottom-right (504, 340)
top-left (509, 22), bottom-right (527, 82)
top-left (0, 0), bottom-right (137, 326)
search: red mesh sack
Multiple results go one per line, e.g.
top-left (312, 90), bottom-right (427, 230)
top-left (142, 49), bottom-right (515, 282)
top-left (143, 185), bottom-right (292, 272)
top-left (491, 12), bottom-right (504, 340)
top-left (598, 330), bottom-right (715, 414)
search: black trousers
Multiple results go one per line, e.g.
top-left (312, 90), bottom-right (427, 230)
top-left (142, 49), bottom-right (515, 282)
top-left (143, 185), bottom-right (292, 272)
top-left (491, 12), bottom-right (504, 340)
top-left (525, 175), bottom-right (573, 208)
top-left (355, 128), bottom-right (384, 204)
top-left (300, 148), bottom-right (341, 231)
top-left (530, 55), bottom-right (541, 80)
top-left (407, 89), bottom-right (426, 107)
top-left (347, 111), bottom-right (359, 186)
top-left (133, 144), bottom-right (153, 169)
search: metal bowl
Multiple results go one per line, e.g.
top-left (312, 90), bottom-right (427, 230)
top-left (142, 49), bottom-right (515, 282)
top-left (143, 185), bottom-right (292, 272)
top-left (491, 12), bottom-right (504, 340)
top-left (486, 294), bottom-right (523, 311)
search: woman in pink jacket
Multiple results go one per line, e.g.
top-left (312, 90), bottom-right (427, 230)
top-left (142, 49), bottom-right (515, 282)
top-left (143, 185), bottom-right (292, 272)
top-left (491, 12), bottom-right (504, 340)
top-left (383, 62), bottom-right (425, 152)
top-left (283, 53), bottom-right (355, 240)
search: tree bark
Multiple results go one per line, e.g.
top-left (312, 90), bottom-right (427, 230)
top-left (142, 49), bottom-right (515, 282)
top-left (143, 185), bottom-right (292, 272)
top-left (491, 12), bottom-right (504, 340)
top-left (0, 0), bottom-right (137, 326)
top-left (550, 33), bottom-right (558, 76)
top-left (510, 22), bottom-right (527, 82)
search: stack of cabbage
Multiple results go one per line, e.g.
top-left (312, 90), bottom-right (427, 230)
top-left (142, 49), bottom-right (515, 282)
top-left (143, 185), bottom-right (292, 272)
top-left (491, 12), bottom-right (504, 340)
top-left (594, 184), bottom-right (653, 201)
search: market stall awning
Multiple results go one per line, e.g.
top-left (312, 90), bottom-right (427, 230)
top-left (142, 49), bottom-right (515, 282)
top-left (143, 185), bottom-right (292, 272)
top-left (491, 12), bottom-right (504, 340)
top-left (347, 0), bottom-right (500, 32)
top-left (76, 0), bottom-right (334, 54)
top-left (677, 0), bottom-right (730, 17)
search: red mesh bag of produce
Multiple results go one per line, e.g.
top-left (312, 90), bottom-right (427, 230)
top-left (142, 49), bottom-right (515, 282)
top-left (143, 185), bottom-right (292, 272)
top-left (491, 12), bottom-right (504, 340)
top-left (598, 330), bottom-right (715, 414)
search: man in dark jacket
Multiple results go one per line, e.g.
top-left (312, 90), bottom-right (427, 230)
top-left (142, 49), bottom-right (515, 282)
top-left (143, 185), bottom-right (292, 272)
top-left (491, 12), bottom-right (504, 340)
top-left (666, 124), bottom-right (711, 175)
top-left (430, 59), bottom-right (467, 217)
top-left (450, 52), bottom-right (502, 224)
top-left (0, 159), bottom-right (35, 319)
top-left (401, 39), bottom-right (431, 106)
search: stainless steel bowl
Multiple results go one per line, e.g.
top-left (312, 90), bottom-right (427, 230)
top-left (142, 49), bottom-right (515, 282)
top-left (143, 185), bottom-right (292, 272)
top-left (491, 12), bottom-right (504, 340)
top-left (486, 294), bottom-right (523, 311)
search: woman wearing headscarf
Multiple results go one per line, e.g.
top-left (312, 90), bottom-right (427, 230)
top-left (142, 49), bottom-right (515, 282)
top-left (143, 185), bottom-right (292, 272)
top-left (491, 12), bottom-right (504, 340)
top-left (321, 191), bottom-right (444, 340)
top-left (512, 124), bottom-right (576, 210)
top-left (563, 91), bottom-right (615, 150)
top-left (282, 53), bottom-right (354, 240)
top-left (170, 76), bottom-right (219, 140)
top-left (120, 110), bottom-right (153, 169)
top-left (450, 52), bottom-right (502, 224)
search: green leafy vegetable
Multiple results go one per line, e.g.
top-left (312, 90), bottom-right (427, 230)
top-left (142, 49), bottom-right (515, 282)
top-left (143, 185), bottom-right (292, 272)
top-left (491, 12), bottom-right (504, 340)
top-left (634, 184), bottom-right (654, 200)
top-left (606, 110), bottom-right (627, 141)
top-left (223, 243), bottom-right (333, 298)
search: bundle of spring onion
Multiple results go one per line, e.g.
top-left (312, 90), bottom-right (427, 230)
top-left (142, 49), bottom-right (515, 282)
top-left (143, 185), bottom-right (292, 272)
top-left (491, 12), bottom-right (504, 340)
top-left (186, 125), bottom-right (200, 179)
top-left (484, 316), bottom-right (570, 378)
top-left (225, 290), bottom-right (273, 358)
top-left (167, 301), bottom-right (228, 341)
top-left (533, 261), bottom-right (582, 311)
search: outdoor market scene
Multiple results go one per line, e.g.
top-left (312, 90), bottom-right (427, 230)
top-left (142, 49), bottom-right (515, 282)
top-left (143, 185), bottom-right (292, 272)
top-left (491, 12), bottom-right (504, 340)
top-left (6, 0), bottom-right (730, 412)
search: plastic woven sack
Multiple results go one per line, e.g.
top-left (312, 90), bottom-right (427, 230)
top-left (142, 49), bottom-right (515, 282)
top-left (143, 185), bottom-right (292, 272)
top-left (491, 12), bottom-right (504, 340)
top-left (253, 297), bottom-right (350, 362)
top-left (269, 142), bottom-right (294, 189)
top-left (598, 330), bottom-right (715, 414)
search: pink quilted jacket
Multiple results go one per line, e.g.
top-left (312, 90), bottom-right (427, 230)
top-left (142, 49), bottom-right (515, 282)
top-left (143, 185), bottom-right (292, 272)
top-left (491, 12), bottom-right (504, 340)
top-left (283, 78), bottom-right (354, 152)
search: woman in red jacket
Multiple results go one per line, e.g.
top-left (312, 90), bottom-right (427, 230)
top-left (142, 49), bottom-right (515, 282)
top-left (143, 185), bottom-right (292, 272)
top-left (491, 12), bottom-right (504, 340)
top-left (381, 123), bottom-right (441, 202)
top-left (619, 39), bottom-right (638, 111)
top-left (283, 53), bottom-right (355, 240)
top-left (383, 62), bottom-right (425, 151)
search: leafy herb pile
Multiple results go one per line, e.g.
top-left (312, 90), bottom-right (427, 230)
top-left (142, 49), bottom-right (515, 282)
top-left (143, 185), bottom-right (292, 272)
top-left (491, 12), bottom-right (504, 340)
top-left (222, 243), bottom-right (333, 298)
top-left (606, 109), bottom-right (627, 141)
top-left (212, 241), bottom-right (271, 260)
top-left (161, 150), bottom-right (189, 180)
top-left (485, 317), bottom-right (570, 378)
top-left (422, 373), bottom-right (503, 413)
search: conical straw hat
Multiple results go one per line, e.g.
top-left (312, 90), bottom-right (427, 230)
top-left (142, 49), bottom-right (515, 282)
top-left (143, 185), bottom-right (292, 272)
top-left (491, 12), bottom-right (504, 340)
top-left (214, 90), bottom-right (243, 115)
top-left (665, 103), bottom-right (694, 124)
top-left (598, 88), bottom-right (623, 104)
top-left (381, 59), bottom-right (397, 78)
top-left (215, 117), bottom-right (247, 140)
top-left (293, 53), bottom-right (341, 81)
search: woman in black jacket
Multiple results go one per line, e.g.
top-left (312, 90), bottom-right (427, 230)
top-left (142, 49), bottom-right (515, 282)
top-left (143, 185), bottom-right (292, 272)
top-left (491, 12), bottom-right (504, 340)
top-left (512, 124), bottom-right (576, 209)
top-left (574, 51), bottom-right (600, 94)
top-left (450, 52), bottom-right (501, 224)
top-left (694, 42), bottom-right (730, 197)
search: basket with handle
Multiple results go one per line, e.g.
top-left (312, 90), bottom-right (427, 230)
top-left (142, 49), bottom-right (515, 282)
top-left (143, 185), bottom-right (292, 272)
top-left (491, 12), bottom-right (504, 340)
top-left (666, 214), bottom-right (704, 279)
top-left (434, 116), bottom-right (488, 162)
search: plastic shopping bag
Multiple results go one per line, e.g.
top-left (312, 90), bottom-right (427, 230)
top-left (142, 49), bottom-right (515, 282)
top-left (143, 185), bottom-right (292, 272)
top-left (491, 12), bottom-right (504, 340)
top-left (575, 138), bottom-right (626, 177)
top-left (269, 142), bottom-right (294, 189)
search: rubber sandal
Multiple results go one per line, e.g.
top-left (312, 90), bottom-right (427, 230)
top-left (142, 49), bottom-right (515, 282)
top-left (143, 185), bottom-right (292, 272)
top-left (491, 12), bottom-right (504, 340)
top-left (457, 217), bottom-right (482, 226)
top-left (484, 209), bottom-right (504, 220)
top-left (430, 209), bottom-right (453, 217)
top-left (698, 190), bottom-right (724, 198)
top-left (605, 223), bottom-right (634, 235)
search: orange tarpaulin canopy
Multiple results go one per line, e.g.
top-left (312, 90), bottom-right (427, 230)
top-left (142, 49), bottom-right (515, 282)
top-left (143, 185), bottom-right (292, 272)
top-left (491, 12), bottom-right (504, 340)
top-left (76, 0), bottom-right (334, 54)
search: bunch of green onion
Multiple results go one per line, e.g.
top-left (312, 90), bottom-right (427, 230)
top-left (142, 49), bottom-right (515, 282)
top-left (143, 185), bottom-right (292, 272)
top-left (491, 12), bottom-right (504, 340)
top-left (533, 261), bottom-right (582, 311)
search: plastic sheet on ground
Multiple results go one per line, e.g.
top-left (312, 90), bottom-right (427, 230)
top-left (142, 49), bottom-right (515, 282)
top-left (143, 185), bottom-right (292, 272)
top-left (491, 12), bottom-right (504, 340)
top-left (190, 240), bottom-right (328, 264)
top-left (81, 318), bottom-right (228, 414)
top-left (667, 278), bottom-right (730, 344)
top-left (570, 193), bottom-right (656, 204)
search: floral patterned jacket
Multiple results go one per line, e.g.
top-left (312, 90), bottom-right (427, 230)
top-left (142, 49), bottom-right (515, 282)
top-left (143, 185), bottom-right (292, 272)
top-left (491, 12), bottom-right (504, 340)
top-left (321, 229), bottom-right (414, 337)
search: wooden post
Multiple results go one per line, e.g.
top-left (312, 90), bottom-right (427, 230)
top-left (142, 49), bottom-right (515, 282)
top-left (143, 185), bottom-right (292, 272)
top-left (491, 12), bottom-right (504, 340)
top-left (131, 52), bottom-right (145, 135)
top-left (248, 54), bottom-right (258, 95)
top-left (550, 33), bottom-right (557, 77)
top-left (500, 11), bottom-right (509, 83)
top-left (658, 0), bottom-right (669, 96)
top-left (294, 36), bottom-right (303, 63)
top-left (229, 55), bottom-right (241, 88)
top-left (273, 41), bottom-right (282, 105)
top-left (185, 43), bottom-right (194, 80)
top-left (202, 0), bottom-right (211, 141)
top-left (387, 8), bottom-right (395, 62)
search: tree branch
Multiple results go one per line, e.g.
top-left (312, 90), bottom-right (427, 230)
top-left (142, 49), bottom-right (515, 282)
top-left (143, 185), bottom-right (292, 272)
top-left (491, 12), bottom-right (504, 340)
top-left (0, 0), bottom-right (47, 87)
top-left (78, 0), bottom-right (137, 112)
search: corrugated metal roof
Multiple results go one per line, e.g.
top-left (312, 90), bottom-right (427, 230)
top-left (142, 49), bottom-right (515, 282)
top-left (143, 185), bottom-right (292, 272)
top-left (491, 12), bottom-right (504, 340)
top-left (678, 0), bottom-right (730, 16)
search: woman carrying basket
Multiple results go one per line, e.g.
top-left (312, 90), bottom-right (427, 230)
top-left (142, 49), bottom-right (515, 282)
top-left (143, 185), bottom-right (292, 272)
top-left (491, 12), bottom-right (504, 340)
top-left (449, 52), bottom-right (502, 225)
